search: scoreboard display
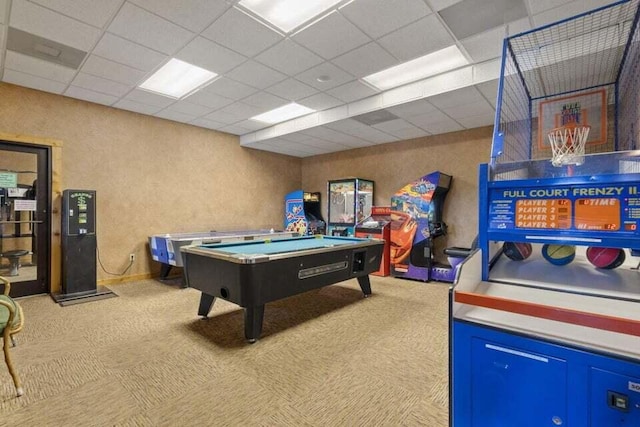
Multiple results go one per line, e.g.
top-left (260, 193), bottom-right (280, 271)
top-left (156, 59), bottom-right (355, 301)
top-left (488, 183), bottom-right (639, 235)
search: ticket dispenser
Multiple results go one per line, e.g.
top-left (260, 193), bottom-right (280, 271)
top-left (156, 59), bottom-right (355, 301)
top-left (54, 190), bottom-right (115, 305)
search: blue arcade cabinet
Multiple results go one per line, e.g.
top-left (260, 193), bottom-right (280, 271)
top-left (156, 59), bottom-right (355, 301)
top-left (451, 2), bottom-right (640, 425)
top-left (284, 190), bottom-right (325, 235)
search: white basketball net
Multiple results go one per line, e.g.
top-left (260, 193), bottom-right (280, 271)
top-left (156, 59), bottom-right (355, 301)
top-left (547, 125), bottom-right (591, 167)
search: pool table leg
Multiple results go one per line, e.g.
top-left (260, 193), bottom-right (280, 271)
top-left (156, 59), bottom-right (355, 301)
top-left (357, 275), bottom-right (372, 297)
top-left (244, 305), bottom-right (265, 343)
top-left (197, 293), bottom-right (216, 317)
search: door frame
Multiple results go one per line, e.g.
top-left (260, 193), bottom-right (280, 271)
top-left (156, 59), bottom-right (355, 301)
top-left (0, 133), bottom-right (62, 294)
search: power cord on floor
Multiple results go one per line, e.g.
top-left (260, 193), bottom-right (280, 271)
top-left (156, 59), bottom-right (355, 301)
top-left (96, 244), bottom-right (133, 276)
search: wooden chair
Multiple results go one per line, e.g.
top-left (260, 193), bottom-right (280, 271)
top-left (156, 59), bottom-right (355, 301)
top-left (0, 276), bottom-right (24, 397)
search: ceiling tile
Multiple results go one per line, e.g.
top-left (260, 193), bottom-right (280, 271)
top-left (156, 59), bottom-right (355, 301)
top-left (527, 0), bottom-right (570, 15)
top-left (113, 98), bottom-right (163, 115)
top-left (378, 14), bottom-right (454, 62)
top-left (107, 3), bottom-right (194, 55)
top-left (190, 117), bottom-right (226, 130)
top-left (255, 39), bottom-right (323, 76)
top-left (292, 11), bottom-right (370, 60)
top-left (298, 93), bottom-right (343, 111)
top-left (265, 78), bottom-right (317, 101)
top-left (428, 0), bottom-right (463, 11)
top-left (81, 55), bottom-right (147, 86)
top-left (405, 108), bottom-right (451, 128)
top-left (219, 123), bottom-right (253, 135)
top-left (124, 88), bottom-right (175, 108)
top-left (183, 88), bottom-right (235, 109)
top-left (387, 126), bottom-right (430, 139)
top-left (278, 132), bottom-right (312, 143)
top-left (220, 101), bottom-right (263, 118)
top-left (427, 86), bottom-right (484, 109)
top-left (442, 99), bottom-right (494, 119)
top-left (198, 77), bottom-right (257, 100)
top-left (225, 60), bottom-right (287, 89)
top-left (155, 109), bottom-right (197, 123)
top-left (372, 118), bottom-right (416, 133)
top-left (71, 72), bottom-right (131, 97)
top-left (461, 26), bottom-right (505, 62)
top-left (0, 0), bottom-right (5, 24)
top-left (326, 80), bottom-right (378, 103)
top-left (386, 98), bottom-right (437, 118)
top-left (241, 91), bottom-right (287, 110)
top-left (4, 50), bottom-right (76, 83)
top-left (532, 2), bottom-right (583, 27)
top-left (421, 117), bottom-right (464, 134)
top-left (507, 16), bottom-right (531, 36)
top-left (301, 126), bottom-right (352, 143)
top-left (175, 36), bottom-right (247, 75)
top-left (130, 0), bottom-right (230, 32)
top-left (64, 86), bottom-right (119, 106)
top-left (340, 0), bottom-right (431, 39)
top-left (165, 100), bottom-right (211, 116)
top-left (202, 7), bottom-right (282, 57)
top-left (3, 69), bottom-right (67, 94)
top-left (295, 62), bottom-right (355, 90)
top-left (476, 80), bottom-right (499, 107)
top-left (455, 113), bottom-right (495, 129)
top-left (93, 33), bottom-right (167, 72)
top-left (325, 118), bottom-right (370, 133)
top-left (10, 0), bottom-right (101, 51)
top-left (332, 42), bottom-right (397, 78)
top-left (234, 119), bottom-right (270, 131)
top-left (439, 0), bottom-right (528, 40)
top-left (204, 109), bottom-right (242, 125)
top-left (29, 0), bottom-right (123, 28)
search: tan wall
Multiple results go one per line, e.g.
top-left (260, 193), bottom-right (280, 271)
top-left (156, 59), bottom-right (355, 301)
top-left (0, 83), bottom-right (301, 287)
top-left (301, 127), bottom-right (493, 254)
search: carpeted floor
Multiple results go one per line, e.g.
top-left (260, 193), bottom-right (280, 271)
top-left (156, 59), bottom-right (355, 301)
top-left (0, 275), bottom-right (450, 426)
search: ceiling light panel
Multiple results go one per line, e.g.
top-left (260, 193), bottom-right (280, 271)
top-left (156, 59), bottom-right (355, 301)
top-left (139, 58), bottom-right (218, 99)
top-left (238, 0), bottom-right (343, 33)
top-left (363, 45), bottom-right (469, 90)
top-left (251, 102), bottom-right (315, 124)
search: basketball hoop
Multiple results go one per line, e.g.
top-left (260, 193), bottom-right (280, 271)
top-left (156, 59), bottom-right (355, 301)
top-left (547, 124), bottom-right (591, 167)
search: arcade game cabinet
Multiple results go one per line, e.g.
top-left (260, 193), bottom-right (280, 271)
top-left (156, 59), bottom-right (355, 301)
top-left (284, 190), bottom-right (325, 235)
top-left (390, 171), bottom-right (463, 282)
top-left (327, 178), bottom-right (373, 236)
top-left (355, 206), bottom-right (392, 276)
top-left (451, 2), bottom-right (640, 425)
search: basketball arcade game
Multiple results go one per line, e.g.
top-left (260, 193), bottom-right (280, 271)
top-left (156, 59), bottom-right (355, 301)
top-left (451, 2), bottom-right (640, 425)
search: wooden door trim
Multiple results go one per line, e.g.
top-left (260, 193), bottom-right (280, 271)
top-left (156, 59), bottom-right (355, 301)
top-left (0, 132), bottom-right (62, 294)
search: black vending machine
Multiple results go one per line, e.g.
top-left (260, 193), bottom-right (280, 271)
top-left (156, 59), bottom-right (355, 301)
top-left (53, 190), bottom-right (115, 305)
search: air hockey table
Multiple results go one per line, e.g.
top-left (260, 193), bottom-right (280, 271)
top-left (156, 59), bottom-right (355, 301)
top-left (182, 235), bottom-right (385, 342)
top-left (149, 229), bottom-right (297, 278)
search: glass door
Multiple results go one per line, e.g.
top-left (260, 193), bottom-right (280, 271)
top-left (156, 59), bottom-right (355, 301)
top-left (0, 141), bottom-right (51, 296)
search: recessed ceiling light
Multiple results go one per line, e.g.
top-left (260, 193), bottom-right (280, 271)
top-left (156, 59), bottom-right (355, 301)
top-left (251, 102), bottom-right (315, 124)
top-left (363, 45), bottom-right (469, 91)
top-left (139, 58), bottom-right (218, 99)
top-left (238, 0), bottom-right (342, 33)
top-left (316, 75), bottom-right (331, 82)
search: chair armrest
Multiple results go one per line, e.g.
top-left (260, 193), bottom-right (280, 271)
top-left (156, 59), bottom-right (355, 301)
top-left (0, 276), bottom-right (10, 296)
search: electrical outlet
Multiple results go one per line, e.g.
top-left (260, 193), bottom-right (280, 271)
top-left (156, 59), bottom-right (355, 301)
top-left (129, 253), bottom-right (135, 262)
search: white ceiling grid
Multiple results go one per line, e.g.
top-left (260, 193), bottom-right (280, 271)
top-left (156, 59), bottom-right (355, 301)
top-left (0, 0), bottom-right (620, 157)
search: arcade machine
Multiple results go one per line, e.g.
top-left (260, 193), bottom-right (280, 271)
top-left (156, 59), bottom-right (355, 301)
top-left (284, 190), bottom-right (325, 235)
top-left (390, 171), bottom-right (467, 282)
top-left (53, 190), bottom-right (116, 305)
top-left (355, 206), bottom-right (392, 276)
top-left (451, 2), bottom-right (640, 425)
top-left (327, 178), bottom-right (373, 236)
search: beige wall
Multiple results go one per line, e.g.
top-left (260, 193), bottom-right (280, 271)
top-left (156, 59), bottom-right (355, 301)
top-left (301, 127), bottom-right (493, 254)
top-left (0, 83), bottom-right (301, 286)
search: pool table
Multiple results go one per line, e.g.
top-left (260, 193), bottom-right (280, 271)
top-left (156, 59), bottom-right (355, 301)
top-left (182, 235), bottom-right (385, 342)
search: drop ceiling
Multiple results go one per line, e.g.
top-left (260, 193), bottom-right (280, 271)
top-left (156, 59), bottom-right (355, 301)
top-left (0, 0), bottom-right (617, 157)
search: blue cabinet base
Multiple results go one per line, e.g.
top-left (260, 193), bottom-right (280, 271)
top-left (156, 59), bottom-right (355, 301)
top-left (452, 321), bottom-right (640, 426)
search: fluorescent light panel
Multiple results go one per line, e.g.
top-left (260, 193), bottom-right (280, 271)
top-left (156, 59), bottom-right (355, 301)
top-left (251, 102), bottom-right (315, 124)
top-left (139, 58), bottom-right (217, 99)
top-left (238, 0), bottom-right (342, 33)
top-left (363, 46), bottom-right (469, 91)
